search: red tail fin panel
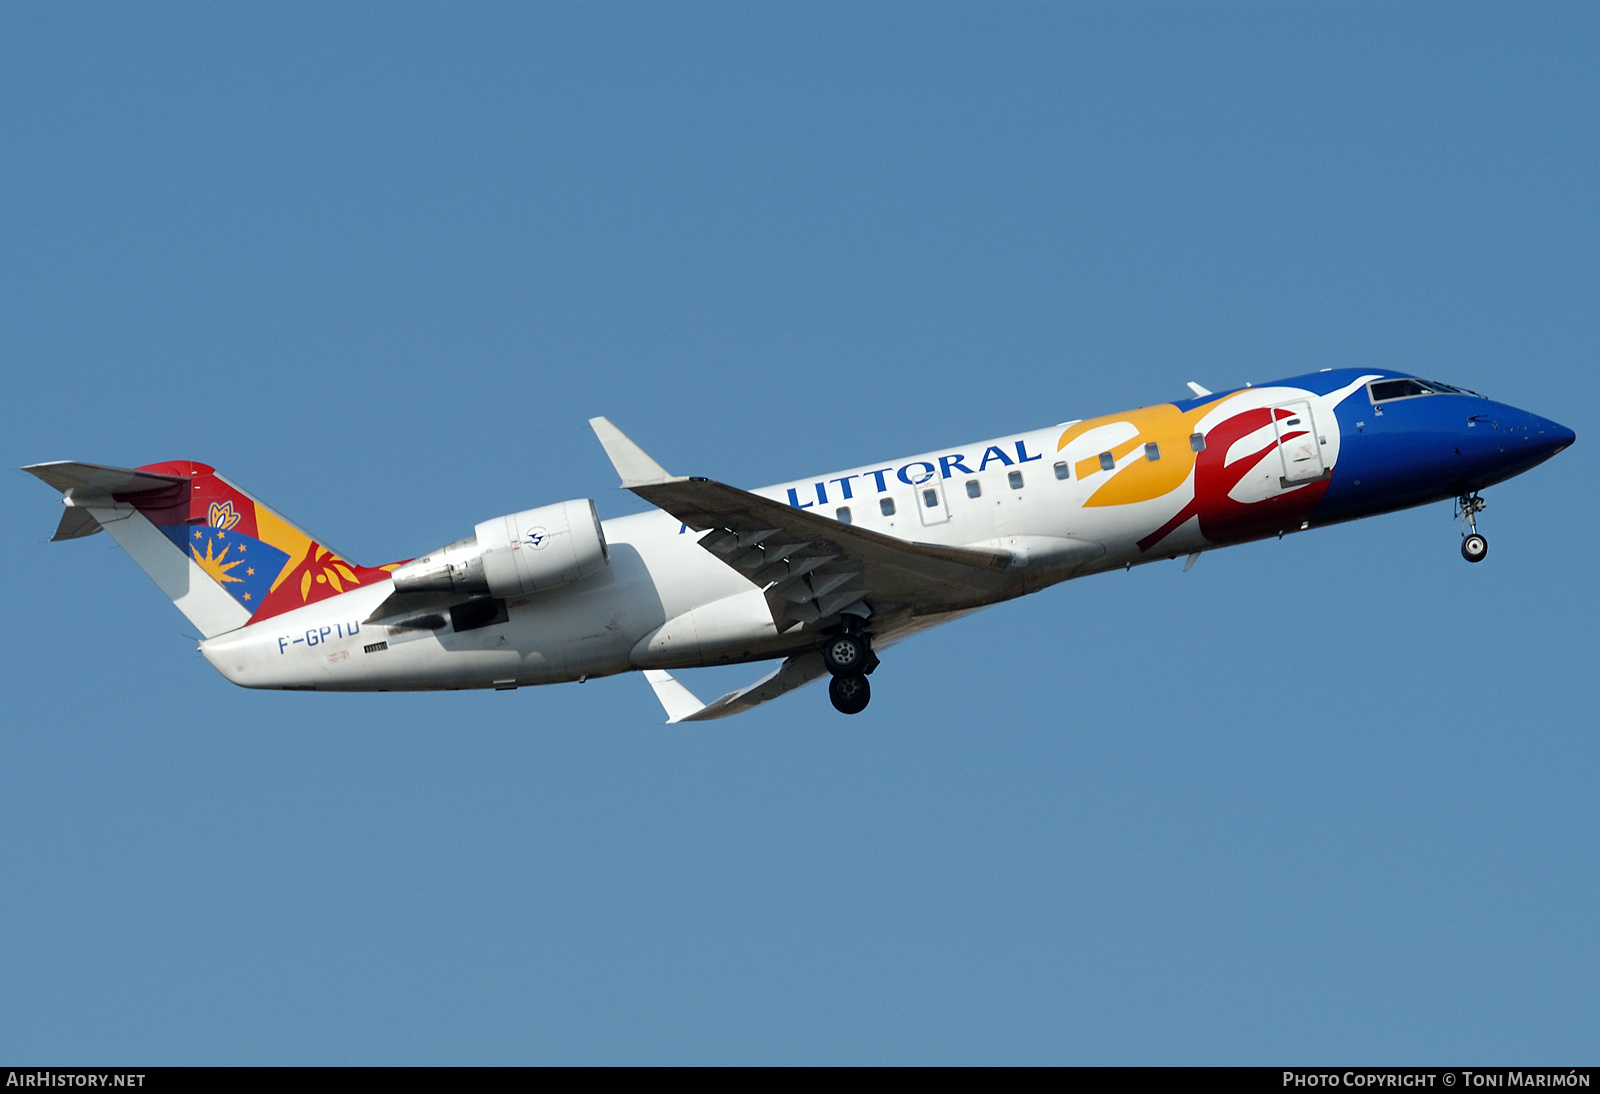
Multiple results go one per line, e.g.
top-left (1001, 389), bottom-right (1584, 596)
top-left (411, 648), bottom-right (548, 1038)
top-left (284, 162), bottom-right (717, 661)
top-left (125, 461), bottom-right (391, 623)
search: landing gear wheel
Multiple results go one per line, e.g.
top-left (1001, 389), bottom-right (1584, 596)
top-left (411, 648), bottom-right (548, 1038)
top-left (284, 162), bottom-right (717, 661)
top-left (822, 633), bottom-right (868, 675)
top-left (829, 673), bottom-right (870, 715)
top-left (1456, 492), bottom-right (1489, 563)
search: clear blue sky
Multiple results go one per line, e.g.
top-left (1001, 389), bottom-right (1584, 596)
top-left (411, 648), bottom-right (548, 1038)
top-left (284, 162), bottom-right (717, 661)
top-left (2, 3), bottom-right (1595, 1064)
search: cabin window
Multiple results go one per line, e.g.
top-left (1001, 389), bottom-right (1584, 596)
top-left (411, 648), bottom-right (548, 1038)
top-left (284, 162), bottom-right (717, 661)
top-left (880, 497), bottom-right (896, 517)
top-left (1008, 470), bottom-right (1024, 490)
top-left (1053, 461), bottom-right (1070, 480)
top-left (1098, 452), bottom-right (1115, 472)
top-left (836, 506), bottom-right (852, 524)
top-left (966, 479), bottom-right (982, 498)
top-left (1145, 443), bottom-right (1161, 461)
top-left (922, 488), bottom-right (939, 508)
top-left (1190, 432), bottom-right (1206, 452)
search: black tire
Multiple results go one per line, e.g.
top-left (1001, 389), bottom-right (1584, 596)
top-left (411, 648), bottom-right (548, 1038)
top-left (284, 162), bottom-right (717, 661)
top-left (1461, 534), bottom-right (1488, 563)
top-left (822, 633), bottom-right (867, 675)
top-left (829, 673), bottom-right (871, 715)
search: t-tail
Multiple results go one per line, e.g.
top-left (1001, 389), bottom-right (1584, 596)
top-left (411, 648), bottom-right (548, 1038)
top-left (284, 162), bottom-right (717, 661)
top-left (23, 460), bottom-right (390, 638)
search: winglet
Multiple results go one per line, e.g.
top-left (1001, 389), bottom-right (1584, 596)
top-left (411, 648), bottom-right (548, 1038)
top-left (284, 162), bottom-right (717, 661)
top-left (648, 652), bottom-right (831, 723)
top-left (643, 669), bottom-right (706, 724)
top-left (1186, 382), bottom-right (1213, 398)
top-left (588, 417), bottom-right (682, 488)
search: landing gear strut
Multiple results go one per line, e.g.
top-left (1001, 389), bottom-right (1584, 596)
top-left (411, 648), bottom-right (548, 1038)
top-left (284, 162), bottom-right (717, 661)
top-left (1456, 492), bottom-right (1488, 563)
top-left (823, 623), bottom-right (876, 714)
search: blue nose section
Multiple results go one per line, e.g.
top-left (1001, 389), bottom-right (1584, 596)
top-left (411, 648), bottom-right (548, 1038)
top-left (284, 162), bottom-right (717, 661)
top-left (1465, 405), bottom-right (1575, 489)
top-left (1515, 409), bottom-right (1575, 461)
top-left (1538, 414), bottom-right (1577, 455)
top-left (1315, 386), bottom-right (1569, 522)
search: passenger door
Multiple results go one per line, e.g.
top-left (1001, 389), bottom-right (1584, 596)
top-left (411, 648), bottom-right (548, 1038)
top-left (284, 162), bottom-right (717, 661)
top-left (1273, 400), bottom-right (1326, 484)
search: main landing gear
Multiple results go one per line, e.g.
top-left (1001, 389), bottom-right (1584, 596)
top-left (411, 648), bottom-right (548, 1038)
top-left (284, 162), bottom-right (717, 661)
top-left (1457, 492), bottom-right (1489, 563)
top-left (822, 626), bottom-right (878, 715)
top-left (829, 673), bottom-right (871, 715)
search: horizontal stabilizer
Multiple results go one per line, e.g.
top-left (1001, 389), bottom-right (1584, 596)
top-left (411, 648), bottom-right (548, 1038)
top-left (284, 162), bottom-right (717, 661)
top-left (1187, 382), bottom-right (1213, 398)
top-left (23, 461), bottom-right (188, 499)
top-left (588, 417), bottom-right (683, 488)
top-left (24, 456), bottom-right (379, 638)
top-left (52, 506), bottom-right (103, 541)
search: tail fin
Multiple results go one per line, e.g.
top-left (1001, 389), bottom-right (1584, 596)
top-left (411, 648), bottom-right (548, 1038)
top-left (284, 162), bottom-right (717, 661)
top-left (24, 460), bottom-right (390, 638)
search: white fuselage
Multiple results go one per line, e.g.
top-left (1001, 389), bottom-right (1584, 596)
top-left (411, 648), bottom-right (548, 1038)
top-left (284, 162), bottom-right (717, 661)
top-left (198, 383), bottom-right (1335, 692)
top-left (32, 368), bottom-right (1567, 702)
top-left (201, 420), bottom-right (1101, 691)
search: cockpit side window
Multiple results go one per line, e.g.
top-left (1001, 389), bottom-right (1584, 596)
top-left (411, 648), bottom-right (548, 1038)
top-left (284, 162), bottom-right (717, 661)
top-left (1425, 379), bottom-right (1485, 397)
top-left (1369, 378), bottom-right (1435, 402)
top-left (1369, 377), bottom-right (1486, 403)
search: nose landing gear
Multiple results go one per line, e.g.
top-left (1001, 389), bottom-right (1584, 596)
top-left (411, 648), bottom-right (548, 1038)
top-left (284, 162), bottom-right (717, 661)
top-left (1456, 492), bottom-right (1488, 563)
top-left (822, 625), bottom-right (877, 714)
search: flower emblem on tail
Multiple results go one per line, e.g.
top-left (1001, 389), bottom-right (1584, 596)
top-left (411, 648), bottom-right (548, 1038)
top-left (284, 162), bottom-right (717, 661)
top-left (207, 500), bottom-right (241, 530)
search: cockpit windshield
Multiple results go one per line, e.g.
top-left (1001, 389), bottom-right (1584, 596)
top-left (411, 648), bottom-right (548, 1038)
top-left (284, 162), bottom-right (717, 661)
top-left (1368, 377), bottom-right (1484, 403)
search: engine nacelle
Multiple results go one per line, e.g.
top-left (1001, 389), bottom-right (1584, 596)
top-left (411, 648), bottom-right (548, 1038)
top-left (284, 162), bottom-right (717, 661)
top-left (389, 499), bottom-right (609, 600)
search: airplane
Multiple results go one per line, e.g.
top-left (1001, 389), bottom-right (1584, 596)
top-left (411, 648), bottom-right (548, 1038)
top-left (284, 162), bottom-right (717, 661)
top-left (25, 368), bottom-right (1574, 721)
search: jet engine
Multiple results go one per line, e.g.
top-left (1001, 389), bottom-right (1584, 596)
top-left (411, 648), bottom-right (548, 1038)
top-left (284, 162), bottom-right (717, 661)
top-left (389, 499), bottom-right (609, 599)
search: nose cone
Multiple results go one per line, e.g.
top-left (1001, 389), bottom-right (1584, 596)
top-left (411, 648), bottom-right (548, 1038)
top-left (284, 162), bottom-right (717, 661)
top-left (1539, 415), bottom-right (1577, 455)
top-left (1454, 403), bottom-right (1573, 492)
top-left (1515, 409), bottom-right (1576, 463)
top-left (1499, 407), bottom-right (1575, 477)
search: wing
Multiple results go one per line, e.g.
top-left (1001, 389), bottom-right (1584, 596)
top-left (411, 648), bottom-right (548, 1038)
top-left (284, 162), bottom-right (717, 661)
top-left (634, 476), bottom-right (1015, 628)
top-left (589, 418), bottom-right (1016, 631)
top-left (644, 651), bottom-right (830, 723)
